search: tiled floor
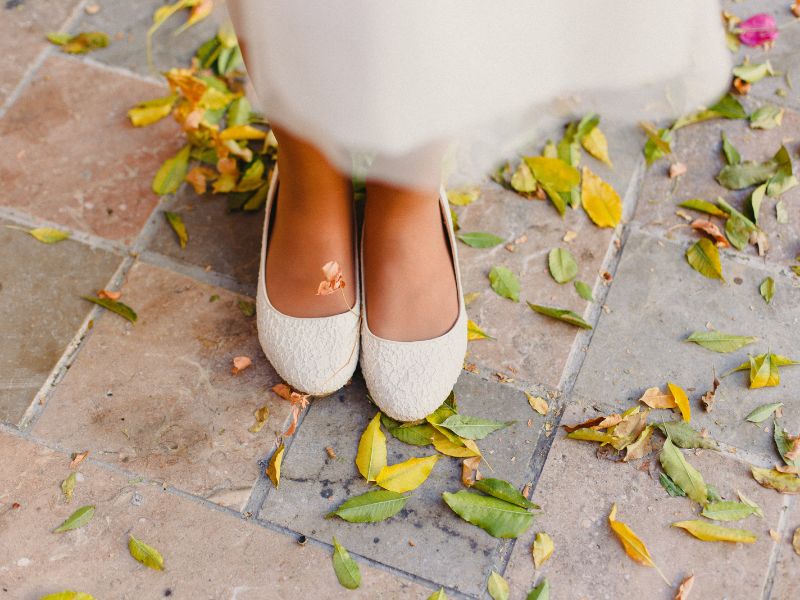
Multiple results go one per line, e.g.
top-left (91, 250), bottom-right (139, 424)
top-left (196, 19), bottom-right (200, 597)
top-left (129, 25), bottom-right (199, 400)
top-left (1, 1), bottom-right (798, 599)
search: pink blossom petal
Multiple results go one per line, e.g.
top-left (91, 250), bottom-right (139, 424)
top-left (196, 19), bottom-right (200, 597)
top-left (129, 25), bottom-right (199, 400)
top-left (739, 13), bottom-right (778, 47)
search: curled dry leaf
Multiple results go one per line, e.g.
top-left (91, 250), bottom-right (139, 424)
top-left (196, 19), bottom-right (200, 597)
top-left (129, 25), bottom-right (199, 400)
top-left (526, 393), bottom-right (548, 416)
top-left (638, 386), bottom-right (677, 409)
top-left (462, 456), bottom-right (482, 486)
top-left (317, 261), bottom-right (346, 295)
top-left (97, 289), bottom-right (121, 301)
top-left (69, 451), bottom-right (89, 469)
top-left (231, 355), bottom-right (252, 374)
top-left (325, 446), bottom-right (337, 459)
top-left (674, 574), bottom-right (695, 600)
top-left (691, 219), bottom-right (730, 248)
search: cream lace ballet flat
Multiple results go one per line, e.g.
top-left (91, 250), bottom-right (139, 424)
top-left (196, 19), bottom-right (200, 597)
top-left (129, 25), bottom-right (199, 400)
top-left (256, 165), bottom-right (361, 396)
top-left (359, 186), bottom-right (468, 421)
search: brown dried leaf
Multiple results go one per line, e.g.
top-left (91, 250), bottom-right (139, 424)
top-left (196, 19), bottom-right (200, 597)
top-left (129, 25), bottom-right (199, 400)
top-left (69, 451), bottom-right (89, 469)
top-left (97, 289), bottom-right (121, 301)
top-left (674, 575), bottom-right (695, 600)
top-left (691, 219), bottom-right (730, 248)
top-left (638, 386), bottom-right (677, 409)
top-left (461, 456), bottom-right (482, 486)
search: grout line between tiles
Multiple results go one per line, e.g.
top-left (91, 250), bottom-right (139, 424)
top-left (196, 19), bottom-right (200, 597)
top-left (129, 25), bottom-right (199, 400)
top-left (137, 249), bottom-right (257, 297)
top-left (761, 494), bottom-right (793, 600)
top-left (60, 53), bottom-right (167, 88)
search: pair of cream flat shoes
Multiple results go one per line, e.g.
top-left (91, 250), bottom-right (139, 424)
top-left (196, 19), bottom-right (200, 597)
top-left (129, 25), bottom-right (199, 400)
top-left (256, 165), bottom-right (467, 422)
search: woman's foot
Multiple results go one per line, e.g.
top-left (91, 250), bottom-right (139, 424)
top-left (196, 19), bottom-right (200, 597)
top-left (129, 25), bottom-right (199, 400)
top-left (266, 124), bottom-right (356, 317)
top-left (362, 180), bottom-right (459, 341)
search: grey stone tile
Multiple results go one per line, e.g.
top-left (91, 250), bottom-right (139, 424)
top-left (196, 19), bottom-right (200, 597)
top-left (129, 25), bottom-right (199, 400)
top-left (144, 185), bottom-right (265, 291)
top-left (0, 219), bottom-right (122, 425)
top-left (0, 431), bottom-right (431, 599)
top-left (454, 122), bottom-right (642, 388)
top-left (31, 261), bottom-right (293, 511)
top-left (504, 402), bottom-right (785, 600)
top-left (571, 229), bottom-right (800, 460)
top-left (69, 0), bottom-right (228, 77)
top-left (257, 371), bottom-right (552, 597)
top-left (635, 98), bottom-right (800, 265)
top-left (770, 497), bottom-right (800, 600)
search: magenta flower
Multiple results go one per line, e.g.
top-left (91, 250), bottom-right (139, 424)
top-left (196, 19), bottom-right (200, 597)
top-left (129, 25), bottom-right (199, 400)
top-left (738, 13), bottom-right (779, 47)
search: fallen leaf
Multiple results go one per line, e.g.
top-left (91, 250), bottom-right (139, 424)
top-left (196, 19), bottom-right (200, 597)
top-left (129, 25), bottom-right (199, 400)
top-left (685, 331), bottom-right (757, 353)
top-left (457, 232), bottom-right (505, 248)
top-left (624, 426), bottom-right (654, 461)
top-left (759, 277), bottom-right (775, 304)
top-left (185, 165), bottom-right (217, 194)
top-left (6, 225), bottom-right (71, 244)
top-left (446, 187), bottom-right (480, 206)
top-left (581, 126), bottom-right (612, 166)
top-left (685, 238), bottom-right (724, 281)
top-left (679, 199), bottom-right (727, 218)
top-left (376, 455), bottom-right (438, 493)
top-left (548, 247), bottom-right (578, 284)
top-left (472, 478), bottom-right (539, 509)
top-left (427, 588), bottom-right (448, 600)
top-left (751, 466), bottom-right (800, 494)
top-left (442, 490), bottom-right (534, 538)
top-left (467, 319), bottom-right (494, 341)
top-left (97, 289), bottom-right (121, 300)
top-left (489, 266), bottom-right (520, 302)
top-left (439, 414), bottom-right (514, 440)
top-left (47, 31), bottom-right (109, 54)
top-left (326, 490), bottom-right (408, 522)
top-left (674, 574), bottom-right (695, 600)
top-left (672, 520), bottom-right (756, 543)
top-left (745, 402), bottom-right (783, 424)
top-left (701, 500), bottom-right (757, 521)
top-left (461, 456), bottom-right (482, 486)
top-left (608, 504), bottom-right (669, 583)
top-left (532, 532), bottom-right (554, 568)
top-left (39, 592), bottom-right (96, 600)
top-left (667, 382), bottom-right (691, 422)
top-left (331, 536), bottom-right (361, 589)
top-left (690, 219), bottom-right (729, 248)
top-left (527, 303), bottom-right (592, 329)
top-left (128, 534), bottom-right (164, 570)
top-left (81, 296), bottom-right (137, 324)
top-left (53, 505), bottom-right (95, 533)
top-left (266, 442), bottom-right (285, 488)
top-left (231, 355), bottom-right (252, 375)
top-left (750, 105), bottom-right (784, 130)
top-left (660, 438), bottom-right (708, 505)
top-left (238, 299), bottom-right (256, 317)
top-left (639, 386), bottom-right (677, 409)
top-left (152, 144), bottom-right (191, 195)
top-left (526, 393), bottom-right (548, 416)
top-left (487, 571), bottom-right (510, 600)
top-left (248, 405), bottom-right (270, 433)
top-left (670, 162), bottom-right (687, 178)
top-left (581, 168), bottom-right (621, 228)
top-left (655, 422), bottom-right (718, 450)
top-left (793, 527), bottom-right (800, 556)
top-left (69, 451), bottom-right (88, 469)
top-left (61, 472), bottom-right (76, 503)
top-left (356, 412), bottom-right (387, 482)
top-left (128, 94), bottom-right (177, 127)
top-left (526, 579), bottom-right (550, 600)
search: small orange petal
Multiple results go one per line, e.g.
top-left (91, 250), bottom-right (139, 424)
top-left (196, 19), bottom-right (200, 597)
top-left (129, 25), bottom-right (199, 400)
top-left (231, 355), bottom-right (252, 374)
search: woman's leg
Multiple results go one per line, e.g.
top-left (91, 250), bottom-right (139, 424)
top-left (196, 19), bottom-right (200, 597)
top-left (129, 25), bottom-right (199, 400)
top-left (362, 179), bottom-right (459, 341)
top-left (266, 123), bottom-right (356, 317)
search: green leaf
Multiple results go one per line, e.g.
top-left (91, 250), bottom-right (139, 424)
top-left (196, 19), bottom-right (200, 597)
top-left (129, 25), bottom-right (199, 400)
top-left (487, 571), bottom-right (510, 600)
top-left (685, 331), bottom-right (757, 353)
top-left (439, 415), bottom-right (514, 440)
top-left (326, 490), bottom-right (408, 523)
top-left (760, 277), bottom-right (775, 303)
top-left (717, 159), bottom-right (778, 190)
top-left (573, 280), bottom-right (593, 301)
top-left (381, 414), bottom-right (436, 446)
top-left (774, 420), bottom-right (800, 467)
top-left (655, 422), bottom-right (718, 450)
top-left (53, 505), bottom-right (95, 533)
top-left (527, 303), bottom-right (592, 329)
top-left (547, 248), bottom-right (578, 284)
top-left (721, 132), bottom-right (741, 165)
top-left (331, 536), bottom-right (361, 590)
top-left (81, 296), bottom-right (137, 324)
top-left (673, 93), bottom-right (746, 128)
top-left (526, 579), bottom-right (550, 600)
top-left (659, 438), bottom-right (708, 505)
top-left (737, 491), bottom-right (764, 518)
top-left (725, 214), bottom-right (752, 250)
top-left (659, 473), bottom-right (686, 497)
top-left (701, 501), bottom-right (757, 521)
top-left (61, 472), bottom-right (76, 503)
top-left (642, 126), bottom-right (672, 165)
top-left (746, 403), bottom-right (783, 424)
top-left (238, 299), bottom-right (256, 317)
top-left (749, 105), bottom-right (784, 130)
top-left (456, 232), bottom-right (504, 248)
top-left (685, 239), bottom-right (724, 281)
top-left (46, 32), bottom-right (72, 45)
top-left (750, 184), bottom-right (767, 225)
top-left (163, 211), bottom-right (188, 248)
top-left (152, 144), bottom-right (191, 195)
top-left (678, 199), bottom-right (728, 217)
top-left (489, 266), bottom-right (520, 302)
top-left (732, 61), bottom-right (775, 83)
top-left (442, 490), bottom-right (535, 538)
top-left (128, 534), bottom-right (164, 570)
top-left (226, 96), bottom-right (252, 127)
top-left (472, 478), bottom-right (539, 509)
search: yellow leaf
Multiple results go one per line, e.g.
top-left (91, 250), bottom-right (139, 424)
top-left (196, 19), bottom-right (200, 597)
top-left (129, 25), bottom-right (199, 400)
top-left (581, 168), bottom-right (621, 228)
top-left (219, 124), bottom-right (267, 141)
top-left (667, 382), bottom-right (691, 422)
top-left (685, 238), bottom-right (724, 281)
top-left (638, 386), bottom-right (677, 409)
top-left (375, 455), bottom-right (439, 493)
top-left (267, 442), bottom-right (285, 488)
top-left (531, 531), bottom-right (554, 568)
top-left (164, 211), bottom-right (188, 249)
top-left (623, 426), bottom-right (653, 462)
top-left (128, 534), bottom-right (164, 570)
top-left (751, 466), bottom-right (800, 494)
top-left (526, 393), bottom-right (548, 416)
top-left (431, 429), bottom-right (481, 458)
top-left (248, 406), bottom-right (270, 434)
top-left (581, 127), bottom-right (612, 167)
top-left (467, 319), bottom-right (493, 341)
top-left (127, 95), bottom-right (177, 127)
top-left (750, 354), bottom-right (779, 388)
top-left (356, 412), bottom-right (387, 481)
top-left (524, 157), bottom-right (580, 192)
top-left (446, 186), bottom-right (480, 206)
top-left (152, 144), bottom-right (190, 195)
top-left (174, 0), bottom-right (213, 35)
top-left (672, 520), bottom-right (757, 543)
top-left (608, 504), bottom-right (669, 584)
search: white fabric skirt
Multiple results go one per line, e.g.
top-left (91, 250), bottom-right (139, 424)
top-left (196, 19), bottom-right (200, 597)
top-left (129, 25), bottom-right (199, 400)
top-left (226, 0), bottom-right (731, 188)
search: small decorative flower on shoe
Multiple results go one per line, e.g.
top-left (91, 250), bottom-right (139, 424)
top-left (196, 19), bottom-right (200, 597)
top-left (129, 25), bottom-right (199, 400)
top-left (316, 260), bottom-right (346, 295)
